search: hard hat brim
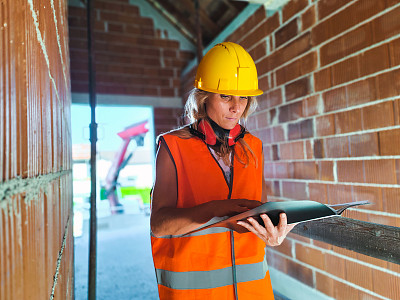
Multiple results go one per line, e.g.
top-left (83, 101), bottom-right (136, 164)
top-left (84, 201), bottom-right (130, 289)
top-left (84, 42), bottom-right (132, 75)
top-left (195, 85), bottom-right (263, 97)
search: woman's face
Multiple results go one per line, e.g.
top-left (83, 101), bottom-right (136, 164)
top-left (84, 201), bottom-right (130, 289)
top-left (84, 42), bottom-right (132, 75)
top-left (206, 93), bottom-right (248, 130)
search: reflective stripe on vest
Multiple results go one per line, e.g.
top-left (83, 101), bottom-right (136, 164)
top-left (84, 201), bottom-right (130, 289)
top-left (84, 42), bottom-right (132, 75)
top-left (155, 258), bottom-right (268, 290)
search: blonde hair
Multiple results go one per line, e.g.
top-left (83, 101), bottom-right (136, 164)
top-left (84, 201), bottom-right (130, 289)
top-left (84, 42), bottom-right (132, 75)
top-left (169, 88), bottom-right (258, 167)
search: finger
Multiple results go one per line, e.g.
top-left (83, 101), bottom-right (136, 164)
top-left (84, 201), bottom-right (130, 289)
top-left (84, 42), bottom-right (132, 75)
top-left (246, 217), bottom-right (267, 234)
top-left (260, 214), bottom-right (275, 233)
top-left (237, 221), bottom-right (260, 237)
top-left (277, 213), bottom-right (288, 235)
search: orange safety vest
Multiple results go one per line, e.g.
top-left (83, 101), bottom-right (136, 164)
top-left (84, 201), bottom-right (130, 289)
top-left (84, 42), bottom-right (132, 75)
top-left (151, 132), bottom-right (275, 300)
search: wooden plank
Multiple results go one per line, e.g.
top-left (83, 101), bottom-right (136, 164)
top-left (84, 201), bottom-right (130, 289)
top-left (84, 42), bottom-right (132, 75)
top-left (291, 217), bottom-right (400, 265)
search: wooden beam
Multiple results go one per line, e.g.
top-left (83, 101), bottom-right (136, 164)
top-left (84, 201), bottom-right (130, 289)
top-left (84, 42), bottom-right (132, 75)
top-left (147, 0), bottom-right (197, 44)
top-left (291, 217), bottom-right (400, 265)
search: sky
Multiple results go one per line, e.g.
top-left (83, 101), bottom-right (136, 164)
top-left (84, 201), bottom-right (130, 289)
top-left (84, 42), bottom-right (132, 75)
top-left (71, 104), bottom-right (155, 154)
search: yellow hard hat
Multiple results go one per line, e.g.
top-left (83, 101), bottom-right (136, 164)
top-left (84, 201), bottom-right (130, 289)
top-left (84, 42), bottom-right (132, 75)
top-left (194, 42), bottom-right (263, 96)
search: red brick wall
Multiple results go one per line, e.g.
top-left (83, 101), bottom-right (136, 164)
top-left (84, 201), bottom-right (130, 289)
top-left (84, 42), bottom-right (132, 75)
top-left (68, 0), bottom-right (195, 136)
top-left (68, 0), bottom-right (194, 98)
top-left (182, 1), bottom-right (400, 298)
top-left (1, 0), bottom-right (73, 299)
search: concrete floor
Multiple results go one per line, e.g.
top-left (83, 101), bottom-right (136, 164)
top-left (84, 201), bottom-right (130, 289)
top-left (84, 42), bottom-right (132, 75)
top-left (74, 208), bottom-right (158, 300)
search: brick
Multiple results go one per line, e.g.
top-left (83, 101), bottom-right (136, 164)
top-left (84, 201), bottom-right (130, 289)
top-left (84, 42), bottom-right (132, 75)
top-left (275, 238), bottom-right (293, 257)
top-left (309, 183), bottom-right (328, 203)
top-left (337, 160), bottom-right (364, 183)
top-left (368, 212), bottom-right (399, 227)
top-left (282, 181), bottom-right (308, 200)
top-left (282, 0), bottom-right (308, 23)
top-left (288, 119), bottom-right (313, 140)
top-left (301, 5), bottom-right (316, 31)
top-left (270, 33), bottom-right (312, 71)
top-left (352, 185), bottom-right (383, 211)
top-left (286, 258), bottom-right (314, 287)
top-left (364, 159), bottom-right (397, 184)
top-left (331, 56), bottom-right (360, 86)
top-left (287, 232), bottom-right (311, 244)
top-left (303, 95), bottom-right (319, 117)
top-left (317, 0), bottom-right (349, 20)
top-left (269, 109), bottom-right (277, 124)
top-left (346, 260), bottom-right (373, 290)
top-left (285, 76), bottom-right (311, 102)
top-left (256, 112), bottom-right (269, 128)
top-left (254, 128), bottom-right (272, 144)
top-left (275, 162), bottom-right (291, 178)
top-left (356, 252), bottom-right (387, 269)
top-left (305, 140), bottom-right (313, 159)
top-left (320, 23), bottom-right (373, 66)
top-left (313, 139), bottom-right (324, 158)
top-left (394, 99), bottom-right (400, 125)
top-left (314, 67), bottom-right (331, 92)
top-left (316, 115), bottom-right (335, 136)
top-left (360, 44), bottom-right (390, 77)
top-left (388, 37), bottom-right (400, 67)
top-left (349, 132), bottom-right (379, 157)
top-left (312, 0), bottom-right (386, 46)
top-left (271, 126), bottom-right (285, 143)
top-left (272, 144), bottom-right (279, 161)
top-left (325, 253), bottom-right (345, 279)
top-left (227, 6), bottom-right (267, 43)
top-left (333, 279), bottom-right (360, 300)
top-left (318, 161), bottom-right (334, 181)
top-left (382, 188), bottom-right (400, 214)
top-left (275, 18), bottom-right (298, 48)
top-left (346, 78), bottom-right (377, 108)
top-left (315, 272), bottom-right (334, 298)
top-left (324, 136), bottom-right (349, 158)
top-left (276, 52), bottom-right (317, 86)
top-left (264, 162), bottom-right (275, 179)
top-left (334, 109), bottom-right (362, 134)
top-left (293, 161), bottom-right (317, 180)
top-left (313, 240), bottom-right (332, 251)
top-left (375, 69), bottom-right (400, 99)
top-left (323, 86), bottom-right (347, 112)
top-left (371, 6), bottom-right (400, 44)
top-left (279, 141), bottom-right (304, 160)
top-left (296, 243), bottom-right (324, 269)
top-left (249, 42), bottom-right (266, 62)
top-left (388, 260), bottom-right (400, 273)
top-left (362, 102), bottom-right (394, 130)
top-left (278, 101), bottom-right (303, 123)
top-left (258, 89), bottom-right (282, 110)
top-left (266, 251), bottom-right (288, 272)
top-left (258, 75), bottom-right (270, 92)
top-left (241, 19), bottom-right (273, 49)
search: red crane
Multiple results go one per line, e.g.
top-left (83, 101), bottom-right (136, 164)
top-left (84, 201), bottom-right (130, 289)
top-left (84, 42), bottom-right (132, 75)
top-left (104, 120), bottom-right (149, 214)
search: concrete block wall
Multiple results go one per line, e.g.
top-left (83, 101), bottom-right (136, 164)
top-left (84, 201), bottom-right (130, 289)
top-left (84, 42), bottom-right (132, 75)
top-left (181, 0), bottom-right (400, 299)
top-left (0, 0), bottom-right (73, 299)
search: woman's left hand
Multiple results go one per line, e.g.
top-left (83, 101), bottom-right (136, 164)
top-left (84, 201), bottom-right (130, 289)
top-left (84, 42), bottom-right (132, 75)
top-left (237, 213), bottom-right (296, 246)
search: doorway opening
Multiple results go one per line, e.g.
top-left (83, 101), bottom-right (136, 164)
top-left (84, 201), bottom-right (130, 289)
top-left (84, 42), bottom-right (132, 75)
top-left (71, 104), bottom-right (158, 299)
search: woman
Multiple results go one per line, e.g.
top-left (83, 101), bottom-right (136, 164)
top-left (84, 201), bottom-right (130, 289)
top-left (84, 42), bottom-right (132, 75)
top-left (150, 42), bottom-right (294, 299)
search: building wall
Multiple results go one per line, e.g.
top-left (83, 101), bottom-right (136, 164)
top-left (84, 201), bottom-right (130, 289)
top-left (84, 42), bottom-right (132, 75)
top-left (182, 0), bottom-right (400, 299)
top-left (68, 0), bottom-right (195, 137)
top-left (0, 0), bottom-right (73, 299)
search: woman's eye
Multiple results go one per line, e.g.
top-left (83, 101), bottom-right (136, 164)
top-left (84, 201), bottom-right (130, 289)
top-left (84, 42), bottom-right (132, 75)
top-left (240, 97), bottom-right (248, 100)
top-left (220, 94), bottom-right (230, 100)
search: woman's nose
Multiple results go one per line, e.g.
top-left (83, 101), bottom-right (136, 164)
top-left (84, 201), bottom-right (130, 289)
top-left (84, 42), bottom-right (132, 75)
top-left (230, 97), bottom-right (240, 112)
